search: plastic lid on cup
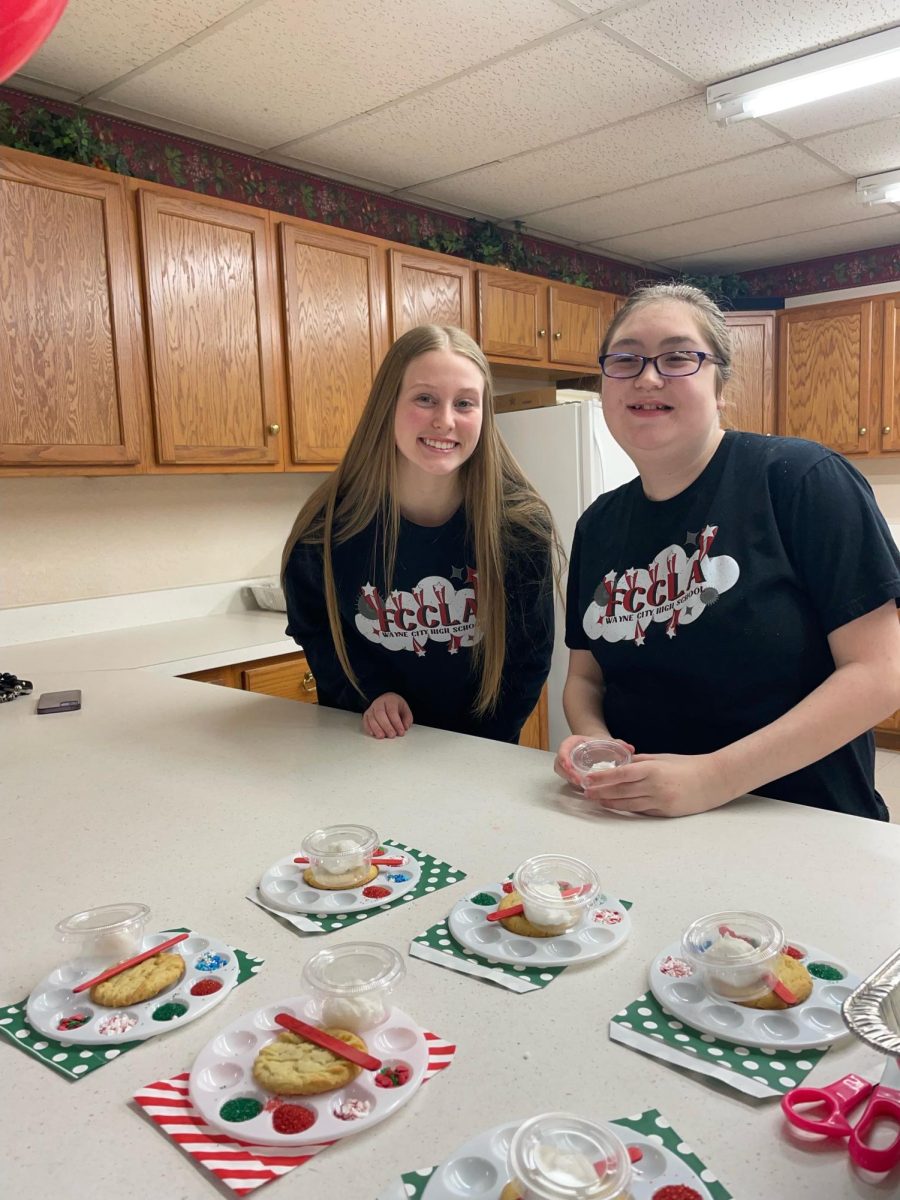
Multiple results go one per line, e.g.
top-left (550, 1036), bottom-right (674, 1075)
top-left (55, 902), bottom-right (151, 941)
top-left (681, 911), bottom-right (783, 969)
top-left (302, 942), bottom-right (405, 998)
top-left (507, 1112), bottom-right (633, 1200)
top-left (300, 824), bottom-right (378, 861)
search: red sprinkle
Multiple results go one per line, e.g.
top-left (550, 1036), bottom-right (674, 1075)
top-left (190, 978), bottom-right (223, 996)
top-left (272, 1104), bottom-right (316, 1134)
top-left (362, 885), bottom-right (392, 899)
top-left (652, 1187), bottom-right (703, 1200)
top-left (501, 882), bottom-right (515, 893)
top-left (783, 944), bottom-right (805, 959)
top-left (375, 1063), bottom-right (411, 1088)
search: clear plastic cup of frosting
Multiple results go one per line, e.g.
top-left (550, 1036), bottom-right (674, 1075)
top-left (302, 942), bottom-right (405, 1033)
top-left (504, 1112), bottom-right (633, 1200)
top-left (512, 855), bottom-right (600, 933)
top-left (300, 823), bottom-right (379, 888)
top-left (681, 910), bottom-right (784, 1003)
top-left (55, 902), bottom-right (151, 964)
top-left (570, 740), bottom-right (631, 789)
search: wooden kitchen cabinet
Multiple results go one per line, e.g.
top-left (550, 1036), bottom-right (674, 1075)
top-left (477, 269), bottom-right (547, 361)
top-left (721, 311), bottom-right (776, 435)
top-left (548, 283), bottom-right (617, 369)
top-left (181, 652), bottom-right (317, 703)
top-left (0, 147), bottom-right (145, 469)
top-left (881, 295), bottom-right (900, 454)
top-left (518, 684), bottom-right (549, 750)
top-left (388, 248), bottom-right (475, 338)
top-left (136, 186), bottom-right (283, 467)
top-left (278, 220), bottom-right (389, 466)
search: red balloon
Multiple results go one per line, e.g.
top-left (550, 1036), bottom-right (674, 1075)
top-left (0, 0), bottom-right (70, 85)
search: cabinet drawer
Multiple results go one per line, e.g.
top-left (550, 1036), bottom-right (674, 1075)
top-left (242, 657), bottom-right (318, 702)
top-left (181, 665), bottom-right (238, 687)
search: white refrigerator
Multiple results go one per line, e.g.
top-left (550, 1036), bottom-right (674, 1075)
top-left (496, 392), bottom-right (638, 749)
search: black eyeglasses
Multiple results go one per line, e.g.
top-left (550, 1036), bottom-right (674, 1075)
top-left (598, 350), bottom-right (724, 379)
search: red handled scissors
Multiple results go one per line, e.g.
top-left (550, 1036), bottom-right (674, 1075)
top-left (781, 1056), bottom-right (900, 1173)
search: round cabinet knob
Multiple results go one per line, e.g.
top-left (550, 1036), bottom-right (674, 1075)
top-left (553, 331), bottom-right (562, 339)
top-left (859, 427), bottom-right (867, 436)
top-left (883, 426), bottom-right (892, 434)
top-left (267, 423), bottom-right (280, 435)
top-left (537, 329), bottom-right (546, 337)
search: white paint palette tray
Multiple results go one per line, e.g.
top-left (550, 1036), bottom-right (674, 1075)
top-left (258, 850), bottom-right (421, 914)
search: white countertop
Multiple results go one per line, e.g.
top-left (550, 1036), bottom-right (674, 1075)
top-left (2, 666), bottom-right (898, 1200)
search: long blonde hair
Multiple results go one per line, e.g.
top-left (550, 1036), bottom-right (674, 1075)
top-left (282, 325), bottom-right (557, 716)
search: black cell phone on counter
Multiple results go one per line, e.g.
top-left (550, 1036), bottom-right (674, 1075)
top-left (36, 689), bottom-right (82, 714)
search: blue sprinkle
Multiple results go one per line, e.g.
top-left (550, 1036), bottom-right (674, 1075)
top-left (196, 951), bottom-right (229, 972)
top-left (386, 872), bottom-right (410, 883)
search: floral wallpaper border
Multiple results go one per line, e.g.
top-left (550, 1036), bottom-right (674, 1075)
top-left (2, 85), bottom-right (897, 300)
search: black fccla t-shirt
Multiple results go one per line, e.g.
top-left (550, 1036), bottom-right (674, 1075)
top-left (565, 431), bottom-right (900, 819)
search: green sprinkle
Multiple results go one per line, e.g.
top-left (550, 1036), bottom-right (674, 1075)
top-left (152, 1002), bottom-right (189, 1022)
top-left (807, 962), bottom-right (844, 981)
top-left (470, 892), bottom-right (497, 906)
top-left (220, 1098), bottom-right (263, 1123)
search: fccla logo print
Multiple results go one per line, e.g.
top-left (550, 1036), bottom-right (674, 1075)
top-left (583, 525), bottom-right (739, 646)
top-left (356, 568), bottom-right (481, 656)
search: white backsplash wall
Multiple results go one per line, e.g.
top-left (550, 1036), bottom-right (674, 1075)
top-left (0, 474), bottom-right (325, 609)
top-left (858, 460), bottom-right (900, 534)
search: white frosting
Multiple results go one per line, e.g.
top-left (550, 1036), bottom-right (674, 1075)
top-left (321, 992), bottom-right (386, 1032)
top-left (534, 1143), bottom-right (597, 1187)
top-left (587, 761), bottom-right (616, 773)
top-left (521, 883), bottom-right (575, 929)
top-left (319, 838), bottom-right (365, 876)
top-left (704, 934), bottom-right (756, 962)
top-left (76, 929), bottom-right (142, 961)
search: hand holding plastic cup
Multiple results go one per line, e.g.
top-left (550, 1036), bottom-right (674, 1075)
top-left (570, 740), bottom-right (632, 790)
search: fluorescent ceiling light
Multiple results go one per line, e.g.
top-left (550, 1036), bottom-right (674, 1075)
top-left (857, 168), bottom-right (900, 205)
top-left (708, 25), bottom-right (900, 123)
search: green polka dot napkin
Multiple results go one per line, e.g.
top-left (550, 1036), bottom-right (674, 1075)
top-left (247, 839), bottom-right (466, 935)
top-left (379, 1108), bottom-right (732, 1199)
top-left (610, 990), bottom-right (827, 1099)
top-left (409, 887), bottom-right (632, 993)
top-left (0, 938), bottom-right (263, 1082)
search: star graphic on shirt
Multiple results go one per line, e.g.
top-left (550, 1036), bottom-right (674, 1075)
top-left (683, 604), bottom-right (694, 617)
top-left (450, 566), bottom-right (466, 581)
top-left (666, 624), bottom-right (678, 639)
top-left (633, 624), bottom-right (647, 647)
top-left (685, 530), bottom-right (699, 549)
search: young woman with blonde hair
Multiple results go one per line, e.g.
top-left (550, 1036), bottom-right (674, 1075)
top-left (556, 283), bottom-right (900, 820)
top-left (282, 324), bottom-right (556, 742)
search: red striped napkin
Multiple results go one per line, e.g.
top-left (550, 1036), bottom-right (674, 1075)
top-left (133, 1031), bottom-right (456, 1196)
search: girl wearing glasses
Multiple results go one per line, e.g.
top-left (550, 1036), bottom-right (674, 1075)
top-left (282, 325), bottom-right (556, 743)
top-left (555, 283), bottom-right (900, 819)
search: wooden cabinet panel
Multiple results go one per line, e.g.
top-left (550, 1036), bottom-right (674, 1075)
top-left (0, 149), bottom-right (144, 467)
top-left (778, 301), bottom-right (874, 454)
top-left (518, 685), bottom-right (549, 750)
top-left (882, 297), bottom-right (900, 453)
top-left (280, 224), bottom-right (388, 465)
top-left (138, 189), bottom-right (281, 466)
top-left (389, 249), bottom-right (474, 337)
top-left (477, 270), bottom-right (546, 360)
top-left (722, 312), bottom-right (776, 435)
top-left (181, 664), bottom-right (239, 687)
top-left (242, 655), bottom-right (318, 702)
top-left (548, 284), bottom-right (616, 368)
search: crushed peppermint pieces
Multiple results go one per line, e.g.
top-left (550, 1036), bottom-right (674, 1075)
top-left (808, 961), bottom-right (844, 981)
top-left (220, 1098), bottom-right (262, 1123)
top-left (97, 1012), bottom-right (138, 1036)
top-left (332, 1097), bottom-right (372, 1121)
top-left (190, 978), bottom-right (223, 996)
top-left (375, 1063), bottom-right (411, 1088)
top-left (593, 909), bottom-right (624, 925)
top-left (658, 955), bottom-right (693, 978)
top-left (195, 951), bottom-right (229, 972)
top-left (57, 1013), bottom-right (90, 1031)
top-left (272, 1103), bottom-right (316, 1134)
top-left (362, 885), bottom-right (392, 899)
top-left (470, 892), bottom-right (497, 906)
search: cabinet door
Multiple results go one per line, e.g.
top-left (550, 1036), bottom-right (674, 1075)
top-left (548, 284), bottom-right (617, 368)
top-left (0, 149), bottom-right (144, 467)
top-left (518, 685), bottom-right (549, 750)
top-left (722, 313), bottom-right (776, 435)
top-left (280, 224), bottom-right (388, 465)
top-left (881, 296), bottom-right (900, 453)
top-left (389, 250), bottom-right (474, 337)
top-left (138, 189), bottom-right (282, 466)
top-left (778, 301), bottom-right (874, 454)
top-left (477, 270), bottom-right (547, 360)
top-left (242, 654), bottom-right (318, 703)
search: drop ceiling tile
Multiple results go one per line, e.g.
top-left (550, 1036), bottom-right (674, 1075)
top-left (15, 0), bottom-right (241, 94)
top-left (279, 25), bottom-right (695, 188)
top-left (762, 77), bottom-right (900, 140)
top-left (525, 144), bottom-right (845, 241)
top-left (594, 183), bottom-right (866, 260)
top-left (654, 211), bottom-right (900, 272)
top-left (602, 0), bottom-right (900, 82)
top-left (99, 0), bottom-right (573, 147)
top-left (415, 95), bottom-right (781, 217)
top-left (804, 116), bottom-right (900, 176)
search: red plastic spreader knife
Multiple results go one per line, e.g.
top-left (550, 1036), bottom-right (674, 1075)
top-left (274, 1012), bottom-right (382, 1070)
top-left (72, 932), bottom-right (189, 994)
top-left (292, 856), bottom-right (404, 866)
